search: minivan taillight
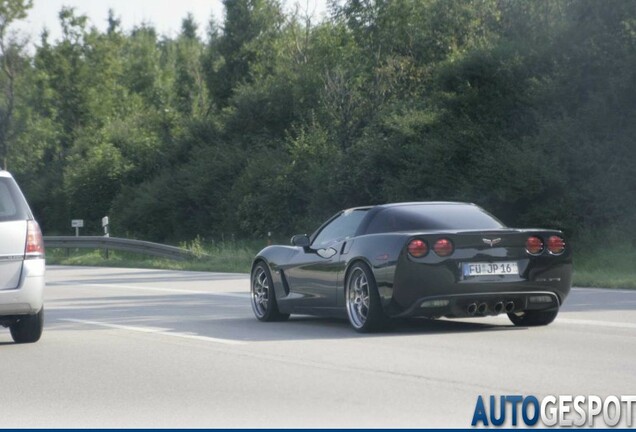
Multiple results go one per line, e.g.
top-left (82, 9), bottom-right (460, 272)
top-left (25, 220), bottom-right (45, 257)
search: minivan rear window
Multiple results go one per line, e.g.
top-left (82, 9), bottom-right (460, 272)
top-left (0, 178), bottom-right (31, 222)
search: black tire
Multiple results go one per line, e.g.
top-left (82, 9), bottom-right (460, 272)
top-left (251, 262), bottom-right (290, 322)
top-left (10, 308), bottom-right (44, 343)
top-left (508, 308), bottom-right (558, 327)
top-left (345, 262), bottom-right (386, 333)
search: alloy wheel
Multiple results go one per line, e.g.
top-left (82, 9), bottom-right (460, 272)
top-left (346, 268), bottom-right (370, 328)
top-left (252, 267), bottom-right (269, 318)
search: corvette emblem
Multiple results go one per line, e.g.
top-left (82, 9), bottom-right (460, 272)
top-left (482, 238), bottom-right (502, 247)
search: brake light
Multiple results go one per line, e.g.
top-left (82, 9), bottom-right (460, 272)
top-left (433, 238), bottom-right (454, 257)
top-left (526, 236), bottom-right (543, 255)
top-left (25, 220), bottom-right (45, 257)
top-left (408, 239), bottom-right (428, 258)
top-left (547, 236), bottom-right (565, 255)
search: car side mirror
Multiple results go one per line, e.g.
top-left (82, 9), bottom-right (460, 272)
top-left (291, 234), bottom-right (310, 247)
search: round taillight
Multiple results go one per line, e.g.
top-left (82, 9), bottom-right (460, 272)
top-left (408, 239), bottom-right (428, 258)
top-left (526, 236), bottom-right (544, 255)
top-left (433, 238), bottom-right (454, 257)
top-left (547, 236), bottom-right (565, 255)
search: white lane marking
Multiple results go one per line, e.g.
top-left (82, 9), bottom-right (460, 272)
top-left (49, 282), bottom-right (248, 298)
top-left (572, 287), bottom-right (636, 294)
top-left (61, 318), bottom-right (245, 345)
top-left (557, 318), bottom-right (636, 330)
top-left (491, 314), bottom-right (636, 330)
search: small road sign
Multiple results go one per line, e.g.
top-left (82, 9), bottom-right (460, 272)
top-left (71, 219), bottom-right (84, 237)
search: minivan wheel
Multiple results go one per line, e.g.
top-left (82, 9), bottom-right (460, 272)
top-left (10, 308), bottom-right (44, 343)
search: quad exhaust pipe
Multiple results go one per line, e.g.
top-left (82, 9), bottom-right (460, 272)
top-left (467, 301), bottom-right (514, 316)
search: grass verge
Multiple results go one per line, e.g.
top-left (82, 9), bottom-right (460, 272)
top-left (46, 240), bottom-right (635, 289)
top-left (572, 243), bottom-right (636, 289)
top-left (46, 240), bottom-right (262, 274)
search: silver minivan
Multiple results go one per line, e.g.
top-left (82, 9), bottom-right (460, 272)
top-left (0, 171), bottom-right (45, 343)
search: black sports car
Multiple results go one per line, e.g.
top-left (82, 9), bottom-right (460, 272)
top-left (250, 202), bottom-right (572, 332)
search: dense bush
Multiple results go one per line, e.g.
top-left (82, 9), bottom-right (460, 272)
top-left (1, 0), bottom-right (634, 243)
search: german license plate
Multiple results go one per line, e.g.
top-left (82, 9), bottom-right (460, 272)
top-left (463, 261), bottom-right (518, 277)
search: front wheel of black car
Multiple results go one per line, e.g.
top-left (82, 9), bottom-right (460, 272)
top-left (10, 308), bottom-right (44, 343)
top-left (345, 262), bottom-right (386, 333)
top-left (251, 262), bottom-right (290, 322)
top-left (508, 309), bottom-right (558, 327)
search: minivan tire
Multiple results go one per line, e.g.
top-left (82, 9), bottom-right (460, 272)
top-left (10, 308), bottom-right (43, 343)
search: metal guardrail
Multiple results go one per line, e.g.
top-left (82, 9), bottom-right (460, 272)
top-left (43, 236), bottom-right (199, 261)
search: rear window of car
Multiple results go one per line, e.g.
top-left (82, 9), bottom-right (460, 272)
top-left (0, 177), bottom-right (31, 222)
top-left (365, 204), bottom-right (504, 234)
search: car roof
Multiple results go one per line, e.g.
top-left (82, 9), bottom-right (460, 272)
top-left (345, 201), bottom-right (476, 212)
top-left (0, 170), bottom-right (13, 178)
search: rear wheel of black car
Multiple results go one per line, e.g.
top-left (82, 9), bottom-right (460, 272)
top-left (10, 308), bottom-right (44, 343)
top-left (251, 262), bottom-right (290, 322)
top-left (345, 262), bottom-right (386, 333)
top-left (508, 308), bottom-right (558, 327)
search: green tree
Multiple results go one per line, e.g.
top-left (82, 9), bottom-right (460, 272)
top-left (174, 14), bottom-right (208, 117)
top-left (0, 0), bottom-right (32, 169)
top-left (2, 0), bottom-right (635, 244)
top-left (207, 0), bottom-right (283, 105)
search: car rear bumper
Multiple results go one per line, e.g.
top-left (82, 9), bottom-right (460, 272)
top-left (390, 290), bottom-right (560, 318)
top-left (0, 259), bottom-right (44, 316)
top-left (385, 256), bottom-right (572, 317)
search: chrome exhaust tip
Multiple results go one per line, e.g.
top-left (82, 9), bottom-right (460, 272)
top-left (477, 303), bottom-right (487, 314)
top-left (505, 301), bottom-right (515, 313)
top-left (467, 303), bottom-right (477, 315)
top-left (493, 302), bottom-right (504, 314)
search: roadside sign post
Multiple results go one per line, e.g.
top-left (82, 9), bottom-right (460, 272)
top-left (71, 219), bottom-right (84, 237)
top-left (102, 216), bottom-right (110, 259)
top-left (102, 216), bottom-right (109, 237)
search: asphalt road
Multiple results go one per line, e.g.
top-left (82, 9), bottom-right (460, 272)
top-left (1, 266), bottom-right (635, 428)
